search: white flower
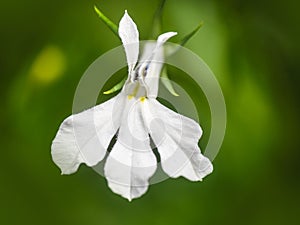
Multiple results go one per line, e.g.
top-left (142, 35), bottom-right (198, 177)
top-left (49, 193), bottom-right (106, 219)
top-left (51, 11), bottom-right (213, 201)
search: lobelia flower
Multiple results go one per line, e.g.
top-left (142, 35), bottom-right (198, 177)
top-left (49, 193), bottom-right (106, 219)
top-left (51, 11), bottom-right (213, 201)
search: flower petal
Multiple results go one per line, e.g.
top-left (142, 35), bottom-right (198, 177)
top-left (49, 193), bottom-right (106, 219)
top-left (142, 99), bottom-right (213, 181)
top-left (104, 99), bottom-right (156, 201)
top-left (51, 94), bottom-right (124, 174)
top-left (118, 10), bottom-right (139, 77)
top-left (143, 32), bottom-right (177, 98)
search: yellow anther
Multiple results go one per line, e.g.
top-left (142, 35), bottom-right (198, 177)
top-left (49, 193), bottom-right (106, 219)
top-left (127, 95), bottom-right (133, 100)
top-left (140, 96), bottom-right (146, 102)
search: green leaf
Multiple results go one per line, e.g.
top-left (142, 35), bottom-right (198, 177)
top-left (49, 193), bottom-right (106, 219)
top-left (94, 5), bottom-right (119, 38)
top-left (179, 22), bottom-right (204, 46)
top-left (103, 77), bottom-right (126, 95)
top-left (165, 22), bottom-right (204, 57)
top-left (151, 0), bottom-right (166, 38)
top-left (161, 67), bottom-right (179, 96)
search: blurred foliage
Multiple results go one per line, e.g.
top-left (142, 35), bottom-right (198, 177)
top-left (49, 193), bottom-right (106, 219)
top-left (0, 0), bottom-right (299, 225)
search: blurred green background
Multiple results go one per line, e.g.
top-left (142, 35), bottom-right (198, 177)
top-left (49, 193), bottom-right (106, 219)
top-left (1, 0), bottom-right (299, 224)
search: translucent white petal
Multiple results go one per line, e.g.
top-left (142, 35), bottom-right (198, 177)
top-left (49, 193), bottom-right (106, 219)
top-left (118, 10), bottom-right (139, 77)
top-left (51, 94), bottom-right (125, 174)
top-left (142, 99), bottom-right (213, 181)
top-left (157, 32), bottom-right (178, 45)
top-left (104, 99), bottom-right (156, 201)
top-left (144, 32), bottom-right (177, 98)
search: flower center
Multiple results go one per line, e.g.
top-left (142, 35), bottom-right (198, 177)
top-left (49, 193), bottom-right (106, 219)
top-left (126, 82), bottom-right (147, 101)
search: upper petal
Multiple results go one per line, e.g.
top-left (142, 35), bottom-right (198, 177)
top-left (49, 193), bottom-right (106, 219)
top-left (119, 10), bottom-right (139, 77)
top-left (143, 32), bottom-right (177, 98)
top-left (51, 94), bottom-right (125, 174)
top-left (142, 99), bottom-right (213, 181)
top-left (104, 99), bottom-right (156, 201)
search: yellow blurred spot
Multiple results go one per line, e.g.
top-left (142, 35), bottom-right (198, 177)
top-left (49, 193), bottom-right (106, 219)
top-left (127, 95), bottom-right (133, 100)
top-left (30, 45), bottom-right (66, 84)
top-left (140, 96), bottom-right (146, 102)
